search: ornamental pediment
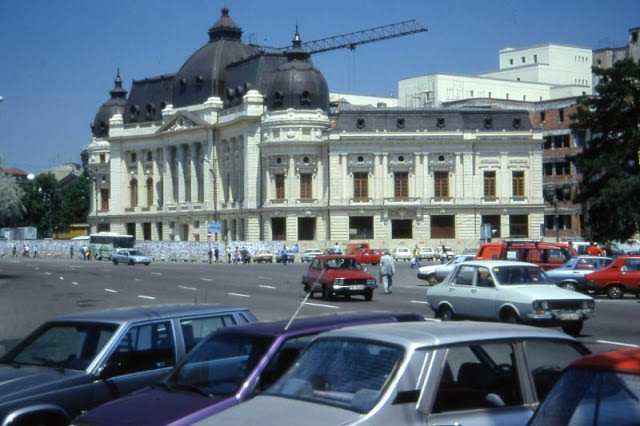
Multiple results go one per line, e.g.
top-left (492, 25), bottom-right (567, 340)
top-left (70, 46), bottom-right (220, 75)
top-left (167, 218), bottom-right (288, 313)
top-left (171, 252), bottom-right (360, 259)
top-left (156, 111), bottom-right (208, 134)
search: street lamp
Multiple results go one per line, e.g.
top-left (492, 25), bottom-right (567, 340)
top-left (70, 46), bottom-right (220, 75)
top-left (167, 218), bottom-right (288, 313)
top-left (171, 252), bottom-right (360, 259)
top-left (544, 184), bottom-right (571, 242)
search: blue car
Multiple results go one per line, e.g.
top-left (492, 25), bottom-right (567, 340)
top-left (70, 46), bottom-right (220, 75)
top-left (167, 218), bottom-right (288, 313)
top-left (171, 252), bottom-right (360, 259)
top-left (546, 255), bottom-right (614, 292)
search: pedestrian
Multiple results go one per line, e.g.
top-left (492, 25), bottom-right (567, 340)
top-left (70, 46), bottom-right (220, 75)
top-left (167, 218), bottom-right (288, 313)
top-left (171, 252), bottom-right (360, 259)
top-left (70, 245), bottom-right (74, 259)
top-left (33, 245), bottom-right (38, 258)
top-left (280, 246), bottom-right (289, 266)
top-left (379, 249), bottom-right (396, 294)
top-left (333, 242), bottom-right (342, 254)
top-left (214, 247), bottom-right (219, 263)
top-left (227, 246), bottom-right (233, 263)
top-left (12, 244), bottom-right (17, 257)
top-left (411, 245), bottom-right (421, 269)
top-left (586, 241), bottom-right (602, 256)
top-left (208, 248), bottom-right (213, 264)
top-left (441, 244), bottom-right (447, 264)
top-left (23, 244), bottom-right (30, 257)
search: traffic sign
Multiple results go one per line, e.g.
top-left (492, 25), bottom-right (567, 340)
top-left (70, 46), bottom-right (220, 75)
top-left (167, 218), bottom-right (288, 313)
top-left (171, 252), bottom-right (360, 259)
top-left (207, 221), bottom-right (222, 234)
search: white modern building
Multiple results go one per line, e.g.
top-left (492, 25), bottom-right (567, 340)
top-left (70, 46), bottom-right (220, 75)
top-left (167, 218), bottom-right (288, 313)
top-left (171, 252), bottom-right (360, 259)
top-left (399, 44), bottom-right (593, 108)
top-left (84, 8), bottom-right (545, 251)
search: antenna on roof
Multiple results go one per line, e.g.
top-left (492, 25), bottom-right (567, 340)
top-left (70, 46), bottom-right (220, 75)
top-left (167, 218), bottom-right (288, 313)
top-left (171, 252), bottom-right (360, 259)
top-left (284, 276), bottom-right (323, 331)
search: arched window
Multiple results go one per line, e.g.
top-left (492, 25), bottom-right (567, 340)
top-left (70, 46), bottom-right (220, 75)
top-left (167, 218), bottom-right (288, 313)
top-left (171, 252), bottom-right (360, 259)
top-left (146, 177), bottom-right (153, 207)
top-left (130, 179), bottom-right (138, 207)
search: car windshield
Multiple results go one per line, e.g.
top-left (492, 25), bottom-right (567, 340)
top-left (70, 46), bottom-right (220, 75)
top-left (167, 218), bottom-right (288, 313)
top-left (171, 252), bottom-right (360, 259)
top-left (265, 339), bottom-right (403, 413)
top-left (529, 368), bottom-right (640, 425)
top-left (166, 332), bottom-right (273, 397)
top-left (493, 266), bottom-right (555, 285)
top-left (325, 258), bottom-right (362, 270)
top-left (0, 321), bottom-right (118, 370)
top-left (128, 250), bottom-right (142, 255)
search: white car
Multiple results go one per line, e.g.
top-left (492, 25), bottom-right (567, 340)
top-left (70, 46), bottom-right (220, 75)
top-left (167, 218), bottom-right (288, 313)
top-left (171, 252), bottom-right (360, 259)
top-left (391, 246), bottom-right (412, 261)
top-left (418, 247), bottom-right (436, 261)
top-left (300, 248), bottom-right (323, 262)
top-left (426, 260), bottom-right (595, 336)
top-left (417, 254), bottom-right (475, 284)
top-left (111, 248), bottom-right (151, 266)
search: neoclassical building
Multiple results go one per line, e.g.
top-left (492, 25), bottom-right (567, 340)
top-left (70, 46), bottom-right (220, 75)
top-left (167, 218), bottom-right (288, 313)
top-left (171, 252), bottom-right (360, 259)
top-left (84, 8), bottom-right (544, 250)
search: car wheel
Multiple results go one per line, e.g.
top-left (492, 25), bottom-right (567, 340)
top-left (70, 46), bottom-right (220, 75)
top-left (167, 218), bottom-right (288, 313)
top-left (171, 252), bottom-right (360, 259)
top-left (562, 320), bottom-right (583, 337)
top-left (364, 289), bottom-right (373, 301)
top-left (606, 285), bottom-right (624, 299)
top-left (113, 259), bottom-right (118, 265)
top-left (128, 260), bottom-right (134, 265)
top-left (437, 305), bottom-right (454, 321)
top-left (145, 262), bottom-right (150, 266)
top-left (501, 309), bottom-right (521, 324)
top-left (561, 281), bottom-right (577, 292)
top-left (322, 286), bottom-right (331, 300)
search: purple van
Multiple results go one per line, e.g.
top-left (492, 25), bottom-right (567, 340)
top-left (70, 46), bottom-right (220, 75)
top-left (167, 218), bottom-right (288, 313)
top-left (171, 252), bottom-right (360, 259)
top-left (72, 312), bottom-right (424, 425)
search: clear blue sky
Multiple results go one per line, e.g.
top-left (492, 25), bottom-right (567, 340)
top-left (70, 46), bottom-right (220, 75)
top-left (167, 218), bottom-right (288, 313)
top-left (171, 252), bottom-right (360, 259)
top-left (1, 0), bottom-right (638, 173)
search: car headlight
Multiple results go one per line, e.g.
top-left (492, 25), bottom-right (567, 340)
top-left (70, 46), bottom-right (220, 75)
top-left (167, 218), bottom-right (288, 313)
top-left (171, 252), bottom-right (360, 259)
top-left (333, 278), bottom-right (345, 285)
top-left (367, 279), bottom-right (376, 285)
top-left (532, 300), bottom-right (549, 313)
top-left (582, 299), bottom-right (595, 311)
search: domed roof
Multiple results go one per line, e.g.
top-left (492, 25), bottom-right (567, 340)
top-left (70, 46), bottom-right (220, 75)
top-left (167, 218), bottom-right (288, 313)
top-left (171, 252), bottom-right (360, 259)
top-left (266, 28), bottom-right (329, 112)
top-left (91, 70), bottom-right (127, 137)
top-left (171, 7), bottom-right (257, 107)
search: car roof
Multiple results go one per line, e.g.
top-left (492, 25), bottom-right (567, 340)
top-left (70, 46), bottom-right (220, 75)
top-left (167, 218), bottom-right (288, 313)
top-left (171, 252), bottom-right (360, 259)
top-left (315, 254), bottom-right (358, 260)
top-left (211, 312), bottom-right (425, 339)
top-left (49, 304), bottom-right (251, 325)
top-left (570, 347), bottom-right (640, 373)
top-left (453, 259), bottom-right (538, 268)
top-left (314, 321), bottom-right (573, 348)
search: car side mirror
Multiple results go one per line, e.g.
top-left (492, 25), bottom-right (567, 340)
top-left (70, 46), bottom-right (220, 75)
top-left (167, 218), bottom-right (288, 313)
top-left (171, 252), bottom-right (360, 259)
top-left (620, 266), bottom-right (628, 273)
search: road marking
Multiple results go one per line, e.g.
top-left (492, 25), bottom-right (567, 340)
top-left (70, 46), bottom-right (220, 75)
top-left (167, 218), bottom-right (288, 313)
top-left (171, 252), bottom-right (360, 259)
top-left (134, 278), bottom-right (142, 282)
top-left (596, 339), bottom-right (638, 348)
top-left (411, 300), bottom-right (429, 304)
top-left (178, 285), bottom-right (197, 291)
top-left (44, 272), bottom-right (52, 275)
top-left (228, 292), bottom-right (251, 298)
top-left (72, 282), bottom-right (79, 285)
top-left (303, 302), bottom-right (340, 309)
top-left (138, 295), bottom-right (156, 300)
top-left (259, 284), bottom-right (276, 289)
top-left (105, 288), bottom-right (118, 293)
top-left (151, 272), bottom-right (162, 275)
top-left (59, 276), bottom-right (64, 280)
top-left (200, 278), bottom-right (213, 281)
top-left (258, 276), bottom-right (273, 280)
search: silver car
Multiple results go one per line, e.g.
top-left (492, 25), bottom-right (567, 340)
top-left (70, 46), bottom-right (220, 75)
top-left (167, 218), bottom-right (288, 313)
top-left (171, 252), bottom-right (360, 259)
top-left (426, 260), bottom-right (595, 336)
top-left (111, 248), bottom-right (151, 265)
top-left (417, 254), bottom-right (475, 284)
top-left (192, 321), bottom-right (589, 426)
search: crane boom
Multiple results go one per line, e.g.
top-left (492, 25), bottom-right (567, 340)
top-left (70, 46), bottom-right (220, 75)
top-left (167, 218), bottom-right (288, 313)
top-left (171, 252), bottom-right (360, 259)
top-left (249, 20), bottom-right (427, 55)
top-left (303, 20), bottom-right (427, 55)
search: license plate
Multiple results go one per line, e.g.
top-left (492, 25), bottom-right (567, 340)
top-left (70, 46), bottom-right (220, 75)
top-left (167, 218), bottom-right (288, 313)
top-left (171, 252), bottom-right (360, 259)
top-left (350, 285), bottom-right (365, 290)
top-left (560, 312), bottom-right (580, 320)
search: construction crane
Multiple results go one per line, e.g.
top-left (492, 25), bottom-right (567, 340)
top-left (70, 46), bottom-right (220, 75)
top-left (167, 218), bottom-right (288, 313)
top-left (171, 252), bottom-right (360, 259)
top-left (250, 20), bottom-right (427, 55)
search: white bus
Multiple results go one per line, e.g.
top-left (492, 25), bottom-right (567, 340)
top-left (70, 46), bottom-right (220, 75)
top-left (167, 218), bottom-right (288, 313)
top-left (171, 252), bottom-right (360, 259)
top-left (89, 232), bottom-right (135, 260)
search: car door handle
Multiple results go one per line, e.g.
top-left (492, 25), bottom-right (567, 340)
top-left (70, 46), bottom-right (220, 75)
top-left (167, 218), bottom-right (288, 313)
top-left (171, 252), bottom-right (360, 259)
top-left (471, 289), bottom-right (477, 293)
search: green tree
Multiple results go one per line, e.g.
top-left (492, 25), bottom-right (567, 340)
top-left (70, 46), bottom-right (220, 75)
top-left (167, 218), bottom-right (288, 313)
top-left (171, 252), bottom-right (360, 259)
top-left (571, 58), bottom-right (640, 242)
top-left (0, 157), bottom-right (25, 226)
top-left (18, 173), bottom-right (60, 238)
top-left (58, 172), bottom-right (90, 226)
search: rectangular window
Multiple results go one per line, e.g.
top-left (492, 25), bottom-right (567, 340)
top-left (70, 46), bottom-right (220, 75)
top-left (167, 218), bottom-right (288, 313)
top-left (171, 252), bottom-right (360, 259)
top-left (275, 174), bottom-right (285, 200)
top-left (353, 172), bottom-right (369, 200)
top-left (394, 172), bottom-right (408, 199)
top-left (130, 179), bottom-right (138, 207)
top-left (512, 171), bottom-right (525, 197)
top-left (544, 163), bottom-right (553, 176)
top-left (540, 111), bottom-right (546, 122)
top-left (431, 215), bottom-right (455, 239)
top-left (483, 171), bottom-right (496, 198)
top-left (558, 109), bottom-right (564, 122)
top-left (300, 173), bottom-right (312, 199)
top-left (434, 171), bottom-right (449, 199)
top-left (509, 214), bottom-right (528, 238)
top-left (100, 189), bottom-right (109, 211)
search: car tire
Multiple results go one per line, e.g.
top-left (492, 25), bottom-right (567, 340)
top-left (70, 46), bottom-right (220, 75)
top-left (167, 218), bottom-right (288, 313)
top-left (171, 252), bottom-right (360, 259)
top-left (562, 320), bottom-right (583, 337)
top-left (322, 286), bottom-right (331, 300)
top-left (501, 309), bottom-right (521, 324)
top-left (437, 305), bottom-right (454, 321)
top-left (128, 260), bottom-right (134, 265)
top-left (561, 281), bottom-right (577, 292)
top-left (113, 259), bottom-right (118, 265)
top-left (145, 262), bottom-right (150, 266)
top-left (606, 285), bottom-right (624, 299)
top-left (364, 289), bottom-right (373, 301)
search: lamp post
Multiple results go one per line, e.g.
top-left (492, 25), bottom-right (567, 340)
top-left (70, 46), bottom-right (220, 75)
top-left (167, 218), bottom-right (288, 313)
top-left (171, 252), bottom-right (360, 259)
top-left (544, 184), bottom-right (571, 242)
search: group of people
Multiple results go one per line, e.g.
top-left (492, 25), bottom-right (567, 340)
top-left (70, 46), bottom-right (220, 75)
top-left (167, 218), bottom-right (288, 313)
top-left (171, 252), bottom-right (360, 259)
top-left (11, 244), bottom-right (38, 258)
top-left (585, 241), bottom-right (615, 257)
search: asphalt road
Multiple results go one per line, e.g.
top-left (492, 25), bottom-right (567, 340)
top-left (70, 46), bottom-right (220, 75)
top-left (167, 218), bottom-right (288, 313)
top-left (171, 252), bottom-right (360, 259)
top-left (0, 256), bottom-right (638, 355)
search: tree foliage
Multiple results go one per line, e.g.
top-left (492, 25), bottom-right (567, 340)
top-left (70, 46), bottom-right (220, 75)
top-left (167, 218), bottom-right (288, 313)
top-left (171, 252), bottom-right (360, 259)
top-left (0, 157), bottom-right (26, 226)
top-left (571, 58), bottom-right (640, 242)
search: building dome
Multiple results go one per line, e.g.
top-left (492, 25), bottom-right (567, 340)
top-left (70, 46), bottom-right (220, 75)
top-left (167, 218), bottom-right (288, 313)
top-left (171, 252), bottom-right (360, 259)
top-left (171, 7), bottom-right (257, 107)
top-left (266, 28), bottom-right (329, 112)
top-left (91, 70), bottom-right (127, 137)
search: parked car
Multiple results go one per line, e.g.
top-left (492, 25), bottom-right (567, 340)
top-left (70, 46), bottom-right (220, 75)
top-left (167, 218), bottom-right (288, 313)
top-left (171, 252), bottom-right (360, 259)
top-left (194, 321), bottom-right (589, 426)
top-left (301, 255), bottom-right (377, 301)
top-left (0, 304), bottom-right (256, 426)
top-left (475, 240), bottom-right (576, 270)
top-left (585, 255), bottom-right (640, 299)
top-left (426, 260), bottom-right (595, 336)
top-left (418, 247), bottom-right (437, 261)
top-left (417, 254), bottom-right (475, 285)
top-left (71, 312), bottom-right (425, 426)
top-left (111, 248), bottom-right (151, 265)
top-left (351, 248), bottom-right (382, 265)
top-left (252, 249), bottom-right (274, 263)
top-left (391, 246), bottom-right (412, 261)
top-left (345, 242), bottom-right (370, 255)
top-left (436, 246), bottom-right (456, 261)
top-left (275, 249), bottom-right (295, 264)
top-left (528, 346), bottom-right (640, 426)
top-left (546, 256), bottom-right (614, 292)
top-left (300, 248), bottom-right (323, 262)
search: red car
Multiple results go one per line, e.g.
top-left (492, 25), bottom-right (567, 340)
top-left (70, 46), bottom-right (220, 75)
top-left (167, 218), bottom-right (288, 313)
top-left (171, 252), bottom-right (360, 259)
top-left (352, 248), bottom-right (382, 265)
top-left (301, 255), bottom-right (377, 301)
top-left (585, 255), bottom-right (640, 299)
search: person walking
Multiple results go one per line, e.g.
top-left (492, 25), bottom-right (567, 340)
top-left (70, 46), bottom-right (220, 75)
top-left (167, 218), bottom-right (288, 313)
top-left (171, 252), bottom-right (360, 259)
top-left (208, 248), bottom-right (213, 264)
top-left (33, 245), bottom-right (39, 258)
top-left (411, 245), bottom-right (421, 269)
top-left (280, 246), bottom-right (289, 266)
top-left (70, 245), bottom-right (74, 259)
top-left (214, 247), bottom-right (219, 263)
top-left (379, 249), bottom-right (396, 294)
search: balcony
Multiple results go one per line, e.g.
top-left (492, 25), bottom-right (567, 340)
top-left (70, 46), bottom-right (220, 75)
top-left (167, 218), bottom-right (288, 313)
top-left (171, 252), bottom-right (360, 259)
top-left (383, 197), bottom-right (420, 206)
